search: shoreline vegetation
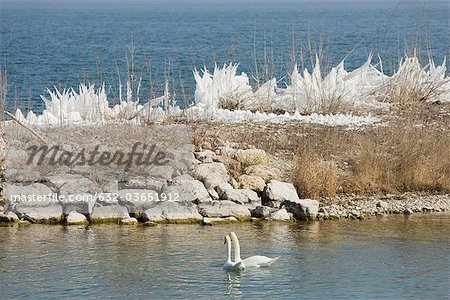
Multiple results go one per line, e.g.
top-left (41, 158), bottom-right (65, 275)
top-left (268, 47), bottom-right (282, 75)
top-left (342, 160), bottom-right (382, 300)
top-left (0, 51), bottom-right (449, 225)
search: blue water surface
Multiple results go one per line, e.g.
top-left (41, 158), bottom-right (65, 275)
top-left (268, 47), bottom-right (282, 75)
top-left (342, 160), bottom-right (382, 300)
top-left (0, 0), bottom-right (448, 112)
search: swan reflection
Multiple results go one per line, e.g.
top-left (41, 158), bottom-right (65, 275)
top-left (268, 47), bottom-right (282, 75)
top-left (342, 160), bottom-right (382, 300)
top-left (224, 270), bottom-right (243, 297)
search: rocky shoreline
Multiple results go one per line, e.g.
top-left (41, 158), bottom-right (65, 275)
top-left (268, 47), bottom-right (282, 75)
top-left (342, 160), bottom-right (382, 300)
top-left (1, 134), bottom-right (448, 226)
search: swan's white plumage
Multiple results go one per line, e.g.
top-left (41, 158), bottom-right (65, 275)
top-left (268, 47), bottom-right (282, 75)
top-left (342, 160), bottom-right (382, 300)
top-left (229, 232), bottom-right (280, 268)
top-left (223, 234), bottom-right (245, 271)
top-left (241, 255), bottom-right (280, 267)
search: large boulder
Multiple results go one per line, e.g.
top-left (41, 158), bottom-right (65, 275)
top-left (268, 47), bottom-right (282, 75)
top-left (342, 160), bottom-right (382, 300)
top-left (194, 150), bottom-right (216, 163)
top-left (148, 165), bottom-right (176, 182)
top-left (194, 162), bottom-right (231, 189)
top-left (202, 216), bottom-right (238, 225)
top-left (4, 183), bottom-right (64, 224)
top-left (282, 199), bottom-right (319, 221)
top-left (4, 183), bottom-right (53, 206)
top-left (268, 208), bottom-right (292, 221)
top-left (5, 169), bottom-right (41, 184)
top-left (262, 180), bottom-right (300, 208)
top-left (237, 174), bottom-right (265, 192)
top-left (120, 217), bottom-right (139, 225)
top-left (13, 205), bottom-right (63, 224)
top-left (165, 176), bottom-right (211, 204)
top-left (142, 201), bottom-right (203, 224)
top-left (244, 165), bottom-right (282, 182)
top-left (198, 200), bottom-right (251, 220)
top-left (119, 176), bottom-right (166, 192)
top-left (59, 178), bottom-right (102, 196)
top-left (223, 189), bottom-right (259, 205)
top-left (57, 178), bottom-right (101, 215)
top-left (61, 193), bottom-right (97, 215)
top-left (90, 204), bottom-right (130, 223)
top-left (117, 189), bottom-right (159, 217)
top-left (66, 210), bottom-right (89, 225)
top-left (215, 182), bottom-right (234, 198)
top-left (42, 173), bottom-right (85, 190)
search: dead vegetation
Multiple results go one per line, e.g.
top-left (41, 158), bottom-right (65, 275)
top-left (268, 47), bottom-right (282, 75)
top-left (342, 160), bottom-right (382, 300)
top-left (194, 103), bottom-right (450, 198)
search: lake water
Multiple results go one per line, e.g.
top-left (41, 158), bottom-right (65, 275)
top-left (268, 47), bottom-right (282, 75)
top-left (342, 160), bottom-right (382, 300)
top-left (0, 0), bottom-right (449, 112)
top-left (0, 213), bottom-right (449, 299)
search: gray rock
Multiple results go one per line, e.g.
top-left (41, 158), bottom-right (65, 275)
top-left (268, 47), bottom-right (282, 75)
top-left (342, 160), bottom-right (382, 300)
top-left (268, 208), bottom-right (292, 221)
top-left (3, 183), bottom-right (64, 223)
top-left (164, 179), bottom-right (211, 204)
top-left (216, 182), bottom-right (234, 198)
top-left (117, 189), bottom-right (159, 217)
top-left (100, 179), bottom-right (119, 193)
top-left (61, 193), bottom-right (97, 215)
top-left (216, 145), bottom-right (236, 157)
top-left (42, 173), bottom-right (85, 190)
top-left (5, 169), bottom-right (41, 183)
top-left (142, 201), bottom-right (203, 223)
top-left (120, 217), bottom-right (139, 225)
top-left (198, 200), bottom-right (251, 220)
top-left (15, 205), bottom-right (64, 224)
top-left (208, 189), bottom-right (219, 200)
top-left (4, 183), bottom-right (53, 208)
top-left (148, 165), bottom-right (175, 182)
top-left (251, 206), bottom-right (273, 218)
top-left (172, 174), bottom-right (195, 183)
top-left (202, 216), bottom-right (238, 225)
top-left (66, 210), bottom-right (89, 225)
top-left (262, 180), bottom-right (300, 208)
top-left (194, 150), bottom-right (216, 163)
top-left (59, 178), bottom-right (102, 196)
top-left (90, 205), bottom-right (130, 223)
top-left (283, 198), bottom-right (319, 221)
top-left (119, 176), bottom-right (167, 192)
top-left (194, 162), bottom-right (231, 189)
top-left (223, 189), bottom-right (259, 204)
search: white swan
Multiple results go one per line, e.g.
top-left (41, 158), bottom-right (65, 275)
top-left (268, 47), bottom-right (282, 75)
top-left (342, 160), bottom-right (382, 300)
top-left (230, 232), bottom-right (280, 267)
top-left (223, 234), bottom-right (245, 271)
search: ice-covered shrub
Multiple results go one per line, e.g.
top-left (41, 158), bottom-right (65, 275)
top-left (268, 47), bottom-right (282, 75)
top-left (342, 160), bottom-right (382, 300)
top-left (376, 56), bottom-right (449, 105)
top-left (193, 63), bottom-right (254, 111)
top-left (41, 84), bottom-right (111, 124)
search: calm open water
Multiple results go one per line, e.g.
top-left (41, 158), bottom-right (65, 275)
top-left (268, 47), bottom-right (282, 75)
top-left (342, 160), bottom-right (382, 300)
top-left (0, 213), bottom-right (449, 299)
top-left (0, 0), bottom-right (449, 112)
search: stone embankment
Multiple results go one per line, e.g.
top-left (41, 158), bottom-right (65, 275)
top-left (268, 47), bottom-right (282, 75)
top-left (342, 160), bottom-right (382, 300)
top-left (1, 140), bottom-right (448, 225)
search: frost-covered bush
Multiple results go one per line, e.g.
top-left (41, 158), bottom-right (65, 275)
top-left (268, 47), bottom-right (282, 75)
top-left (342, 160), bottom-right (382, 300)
top-left (375, 56), bottom-right (449, 105)
top-left (193, 63), bottom-right (254, 111)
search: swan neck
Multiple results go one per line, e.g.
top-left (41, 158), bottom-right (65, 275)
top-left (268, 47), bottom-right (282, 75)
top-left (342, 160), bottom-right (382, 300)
top-left (226, 237), bottom-right (232, 262)
top-left (232, 236), bottom-right (242, 262)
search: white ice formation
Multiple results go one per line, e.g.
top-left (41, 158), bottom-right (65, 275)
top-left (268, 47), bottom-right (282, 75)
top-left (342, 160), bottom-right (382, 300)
top-left (10, 55), bottom-right (449, 128)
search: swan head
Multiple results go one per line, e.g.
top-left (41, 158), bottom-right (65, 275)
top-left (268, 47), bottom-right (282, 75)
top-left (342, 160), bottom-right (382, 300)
top-left (224, 234), bottom-right (231, 244)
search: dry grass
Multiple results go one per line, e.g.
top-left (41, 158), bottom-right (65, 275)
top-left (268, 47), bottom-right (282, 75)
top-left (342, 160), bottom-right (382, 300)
top-left (346, 126), bottom-right (450, 194)
top-left (195, 103), bottom-right (450, 197)
top-left (293, 153), bottom-right (337, 198)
